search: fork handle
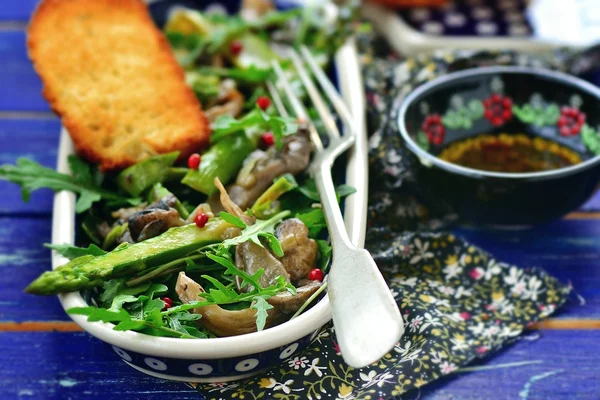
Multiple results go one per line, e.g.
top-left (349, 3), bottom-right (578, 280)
top-left (313, 164), bottom-right (354, 252)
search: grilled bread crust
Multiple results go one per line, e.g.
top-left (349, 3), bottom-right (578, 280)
top-left (27, 0), bottom-right (210, 171)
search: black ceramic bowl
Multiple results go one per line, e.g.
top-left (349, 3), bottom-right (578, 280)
top-left (398, 66), bottom-right (600, 226)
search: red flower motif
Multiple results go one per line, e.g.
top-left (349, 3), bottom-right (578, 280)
top-left (468, 268), bottom-right (484, 280)
top-left (459, 312), bottom-right (471, 321)
top-left (483, 94), bottom-right (513, 126)
top-left (333, 341), bottom-right (341, 355)
top-left (475, 346), bottom-right (488, 354)
top-left (422, 114), bottom-right (445, 145)
top-left (557, 107), bottom-right (586, 136)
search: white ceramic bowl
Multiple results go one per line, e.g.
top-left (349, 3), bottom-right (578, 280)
top-left (49, 35), bottom-right (368, 382)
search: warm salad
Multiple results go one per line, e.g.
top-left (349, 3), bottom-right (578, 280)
top-left (0, 2), bottom-right (358, 339)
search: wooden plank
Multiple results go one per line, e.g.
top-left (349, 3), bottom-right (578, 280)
top-left (0, 1), bottom-right (38, 21)
top-left (0, 217), bottom-right (69, 322)
top-left (0, 31), bottom-right (49, 112)
top-left (0, 332), bottom-right (200, 400)
top-left (0, 321), bottom-right (82, 332)
top-left (0, 330), bottom-right (597, 399)
top-left (532, 319), bottom-right (600, 329)
top-left (566, 212), bottom-right (600, 220)
top-left (0, 118), bottom-right (60, 215)
top-left (421, 330), bottom-right (600, 399)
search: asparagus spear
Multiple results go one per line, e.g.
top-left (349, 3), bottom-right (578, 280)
top-left (26, 219), bottom-right (232, 295)
top-left (116, 152), bottom-right (179, 197)
top-left (181, 132), bottom-right (255, 195)
top-left (250, 174), bottom-right (298, 219)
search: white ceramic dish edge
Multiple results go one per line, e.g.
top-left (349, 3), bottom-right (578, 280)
top-left (361, 2), bottom-right (571, 57)
top-left (50, 37), bottom-right (368, 361)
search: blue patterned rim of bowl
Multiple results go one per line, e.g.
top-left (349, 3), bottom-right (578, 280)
top-left (398, 66), bottom-right (600, 180)
top-left (108, 329), bottom-right (317, 382)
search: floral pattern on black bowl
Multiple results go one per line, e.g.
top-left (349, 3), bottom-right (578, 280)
top-left (398, 66), bottom-right (600, 226)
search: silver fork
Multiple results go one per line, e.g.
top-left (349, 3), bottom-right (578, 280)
top-left (269, 46), bottom-right (403, 368)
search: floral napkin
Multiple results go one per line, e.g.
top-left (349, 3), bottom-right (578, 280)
top-left (190, 26), bottom-right (575, 400)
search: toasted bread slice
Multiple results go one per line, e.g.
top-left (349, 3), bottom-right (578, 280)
top-left (27, 0), bottom-right (210, 171)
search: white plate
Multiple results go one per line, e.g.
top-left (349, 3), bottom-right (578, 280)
top-left (48, 37), bottom-right (368, 381)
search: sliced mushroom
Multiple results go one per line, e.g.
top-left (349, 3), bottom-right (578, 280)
top-left (227, 130), bottom-right (312, 210)
top-left (235, 241), bottom-right (290, 292)
top-left (127, 195), bottom-right (184, 242)
top-left (205, 80), bottom-right (244, 123)
top-left (111, 202), bottom-right (149, 222)
top-left (175, 272), bottom-right (283, 337)
top-left (275, 218), bottom-right (318, 283)
top-left (128, 208), bottom-right (184, 242)
top-left (267, 280), bottom-right (322, 314)
top-left (214, 177), bottom-right (255, 226)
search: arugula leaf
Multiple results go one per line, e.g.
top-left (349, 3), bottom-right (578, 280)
top-left (258, 232), bottom-right (284, 257)
top-left (44, 243), bottom-right (106, 260)
top-left (316, 239), bottom-right (332, 271)
top-left (297, 180), bottom-right (356, 202)
top-left (99, 279), bottom-right (128, 304)
top-left (252, 296), bottom-right (273, 331)
top-left (296, 208), bottom-right (327, 238)
top-left (259, 110), bottom-right (299, 149)
top-left (201, 275), bottom-right (239, 302)
top-left (67, 307), bottom-right (130, 323)
top-left (215, 210), bottom-right (291, 252)
top-left (105, 282), bottom-right (151, 311)
top-left (166, 312), bottom-right (206, 338)
top-left (210, 110), bottom-right (264, 142)
top-left (210, 108), bottom-right (298, 147)
top-left (335, 184), bottom-right (357, 198)
top-left (113, 318), bottom-right (147, 331)
top-left (297, 180), bottom-right (320, 201)
top-left (219, 211), bottom-right (247, 229)
top-left (207, 254), bottom-right (265, 293)
top-left (0, 156), bottom-right (138, 213)
top-left (185, 71), bottom-right (221, 103)
top-left (194, 66), bottom-right (273, 84)
top-left (108, 294), bottom-right (147, 313)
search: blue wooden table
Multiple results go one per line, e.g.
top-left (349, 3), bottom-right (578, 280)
top-left (1, 3), bottom-right (599, 399)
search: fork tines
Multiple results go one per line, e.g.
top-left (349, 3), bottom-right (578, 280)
top-left (268, 45), bottom-right (355, 152)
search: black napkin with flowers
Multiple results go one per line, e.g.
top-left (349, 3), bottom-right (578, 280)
top-left (190, 27), bottom-right (579, 400)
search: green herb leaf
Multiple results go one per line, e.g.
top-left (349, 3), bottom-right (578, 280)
top-left (334, 184), bottom-right (357, 199)
top-left (113, 319), bottom-right (147, 331)
top-left (67, 307), bottom-right (130, 323)
top-left (316, 239), bottom-right (332, 271)
top-left (216, 210), bottom-right (291, 253)
top-left (258, 232), bottom-right (284, 257)
top-left (201, 274), bottom-right (239, 301)
top-left (297, 180), bottom-right (320, 201)
top-left (0, 157), bottom-right (137, 213)
top-left (194, 66), bottom-right (273, 84)
top-left (44, 243), bottom-right (107, 260)
top-left (296, 208), bottom-right (327, 238)
top-left (211, 110), bottom-right (263, 142)
top-left (219, 211), bottom-right (247, 229)
top-left (207, 253), bottom-right (264, 293)
top-left (252, 296), bottom-right (273, 331)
